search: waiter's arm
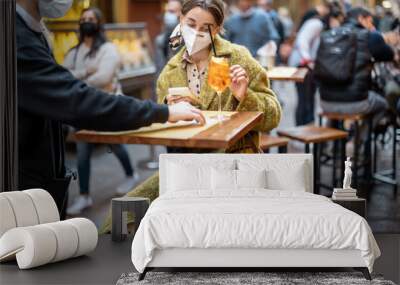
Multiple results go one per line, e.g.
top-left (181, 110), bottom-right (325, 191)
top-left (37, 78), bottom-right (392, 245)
top-left (17, 40), bottom-right (169, 132)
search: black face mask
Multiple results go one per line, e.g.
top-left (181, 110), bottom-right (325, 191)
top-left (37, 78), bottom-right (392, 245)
top-left (79, 22), bottom-right (99, 37)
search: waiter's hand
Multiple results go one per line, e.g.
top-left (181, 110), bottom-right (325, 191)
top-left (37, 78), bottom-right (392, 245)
top-left (168, 102), bottom-right (206, 125)
top-left (230, 65), bottom-right (249, 102)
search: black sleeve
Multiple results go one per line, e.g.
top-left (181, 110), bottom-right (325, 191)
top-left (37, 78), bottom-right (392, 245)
top-left (17, 32), bottom-right (169, 132)
top-left (368, 31), bottom-right (394, 62)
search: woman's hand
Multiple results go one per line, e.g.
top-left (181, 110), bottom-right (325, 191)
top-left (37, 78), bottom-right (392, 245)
top-left (166, 95), bottom-right (182, 105)
top-left (230, 65), bottom-right (249, 102)
top-left (166, 95), bottom-right (200, 106)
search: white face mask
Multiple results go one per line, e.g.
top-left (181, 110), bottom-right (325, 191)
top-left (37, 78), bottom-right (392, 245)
top-left (164, 12), bottom-right (179, 30)
top-left (181, 24), bottom-right (212, 56)
top-left (38, 0), bottom-right (73, 19)
top-left (240, 7), bottom-right (254, 18)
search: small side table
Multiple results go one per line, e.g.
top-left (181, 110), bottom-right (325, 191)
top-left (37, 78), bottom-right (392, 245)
top-left (111, 197), bottom-right (150, 242)
top-left (331, 198), bottom-right (366, 218)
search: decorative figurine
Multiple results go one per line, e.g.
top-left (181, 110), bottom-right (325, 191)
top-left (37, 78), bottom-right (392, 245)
top-left (343, 157), bottom-right (353, 190)
top-left (333, 157), bottom-right (357, 199)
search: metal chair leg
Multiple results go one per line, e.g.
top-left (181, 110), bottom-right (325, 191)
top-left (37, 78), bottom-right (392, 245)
top-left (353, 121), bottom-right (360, 189)
top-left (363, 117), bottom-right (373, 184)
top-left (373, 130), bottom-right (378, 174)
top-left (278, 145), bottom-right (287, 153)
top-left (313, 143), bottom-right (320, 195)
top-left (332, 140), bottom-right (338, 187)
top-left (393, 124), bottom-right (398, 193)
top-left (318, 114), bottom-right (323, 126)
top-left (392, 126), bottom-right (396, 176)
top-left (340, 139), bottom-right (346, 185)
top-left (305, 143), bottom-right (310, 154)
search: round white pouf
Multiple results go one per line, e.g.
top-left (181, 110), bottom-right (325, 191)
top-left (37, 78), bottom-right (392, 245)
top-left (24, 189), bottom-right (59, 224)
top-left (42, 221), bottom-right (79, 262)
top-left (0, 196), bottom-right (17, 237)
top-left (0, 192), bottom-right (39, 227)
top-left (0, 226), bottom-right (57, 269)
top-left (0, 218), bottom-right (98, 269)
top-left (66, 218), bottom-right (98, 257)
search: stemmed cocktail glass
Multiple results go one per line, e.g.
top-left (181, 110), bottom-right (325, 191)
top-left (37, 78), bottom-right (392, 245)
top-left (207, 56), bottom-right (230, 122)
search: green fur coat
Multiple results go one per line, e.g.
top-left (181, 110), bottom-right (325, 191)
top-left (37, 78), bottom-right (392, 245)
top-left (156, 35), bottom-right (282, 151)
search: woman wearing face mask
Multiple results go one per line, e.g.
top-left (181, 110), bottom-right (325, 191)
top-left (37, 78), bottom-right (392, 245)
top-left (100, 0), bottom-right (281, 233)
top-left (63, 8), bottom-right (138, 215)
top-left (155, 0), bottom-right (183, 74)
top-left (164, 0), bottom-right (281, 150)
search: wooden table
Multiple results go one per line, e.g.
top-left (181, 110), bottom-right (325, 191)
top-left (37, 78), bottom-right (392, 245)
top-left (75, 111), bottom-right (263, 149)
top-left (266, 67), bottom-right (308, 83)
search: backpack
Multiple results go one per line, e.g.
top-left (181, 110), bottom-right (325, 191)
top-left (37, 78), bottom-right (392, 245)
top-left (314, 26), bottom-right (357, 85)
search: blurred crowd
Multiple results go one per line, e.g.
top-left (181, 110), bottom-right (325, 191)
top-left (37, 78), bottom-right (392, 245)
top-left (156, 0), bottom-right (400, 127)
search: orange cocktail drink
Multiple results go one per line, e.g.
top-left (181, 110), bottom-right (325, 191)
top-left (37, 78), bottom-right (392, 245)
top-left (207, 56), bottom-right (230, 121)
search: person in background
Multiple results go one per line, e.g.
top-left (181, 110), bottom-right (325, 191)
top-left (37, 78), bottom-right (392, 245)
top-left (276, 6), bottom-right (294, 65)
top-left (224, 0), bottom-right (280, 56)
top-left (16, 0), bottom-right (205, 219)
top-left (379, 9), bottom-right (398, 33)
top-left (226, 1), bottom-right (240, 16)
top-left (257, 0), bottom-right (285, 44)
top-left (341, 0), bottom-right (352, 12)
top-left (297, 0), bottom-right (331, 31)
top-left (154, 0), bottom-right (183, 74)
top-left (277, 6), bottom-right (293, 40)
top-left (373, 5), bottom-right (385, 31)
top-left (63, 8), bottom-right (136, 215)
top-left (289, 2), bottom-right (336, 125)
top-left (100, 0), bottom-right (282, 233)
top-left (328, 5), bottom-right (345, 29)
top-left (381, 26), bottom-right (400, 115)
top-left (319, 8), bottom-right (394, 121)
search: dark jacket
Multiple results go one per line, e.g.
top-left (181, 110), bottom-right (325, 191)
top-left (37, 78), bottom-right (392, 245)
top-left (17, 14), bottom-right (168, 194)
top-left (320, 21), bottom-right (394, 102)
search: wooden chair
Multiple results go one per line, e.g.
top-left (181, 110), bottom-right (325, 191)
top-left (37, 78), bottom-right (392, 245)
top-left (319, 112), bottom-right (373, 189)
top-left (277, 126), bottom-right (348, 194)
top-left (260, 134), bottom-right (290, 153)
